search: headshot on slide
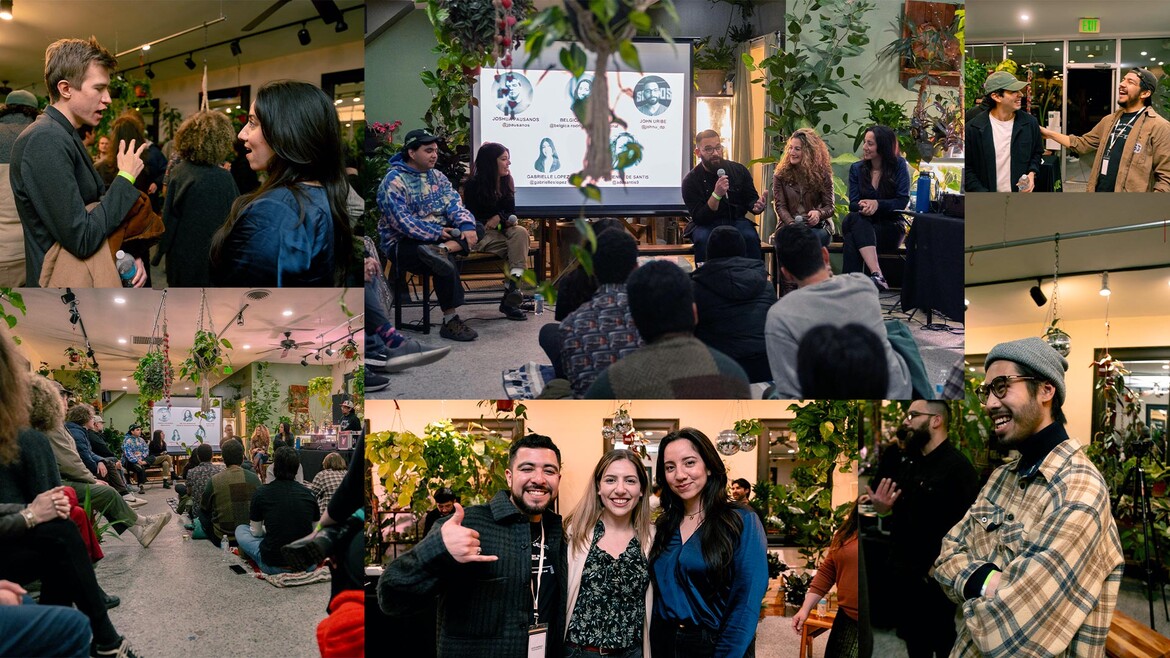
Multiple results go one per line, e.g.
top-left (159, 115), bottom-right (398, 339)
top-left (493, 72), bottom-right (533, 116)
top-left (569, 74), bottom-right (594, 104)
top-left (535, 137), bottom-right (561, 173)
top-left (634, 75), bottom-right (671, 116)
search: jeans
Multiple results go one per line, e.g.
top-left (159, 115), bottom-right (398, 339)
top-left (234, 524), bottom-right (313, 576)
top-left (690, 218), bottom-right (761, 262)
top-left (0, 600), bottom-right (91, 658)
top-left (649, 616), bottom-right (755, 658)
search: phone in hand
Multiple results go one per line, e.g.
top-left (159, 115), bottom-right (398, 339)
top-left (229, 564), bottom-right (247, 575)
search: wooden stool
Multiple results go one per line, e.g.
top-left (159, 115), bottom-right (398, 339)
top-left (799, 611), bottom-right (835, 658)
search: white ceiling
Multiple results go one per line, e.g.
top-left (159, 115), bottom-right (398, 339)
top-left (968, 1), bottom-right (1170, 42)
top-left (0, 1), bottom-right (364, 94)
top-left (10, 287), bottom-right (364, 395)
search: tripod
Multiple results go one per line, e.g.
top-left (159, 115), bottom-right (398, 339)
top-left (1125, 448), bottom-right (1170, 629)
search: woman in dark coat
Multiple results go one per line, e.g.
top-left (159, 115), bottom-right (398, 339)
top-left (158, 110), bottom-right (239, 287)
top-left (690, 226), bottom-right (776, 383)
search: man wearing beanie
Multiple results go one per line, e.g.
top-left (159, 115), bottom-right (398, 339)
top-left (965, 71), bottom-right (1044, 193)
top-left (0, 89), bottom-right (41, 286)
top-left (934, 337), bottom-right (1124, 657)
top-left (1041, 67), bottom-right (1170, 192)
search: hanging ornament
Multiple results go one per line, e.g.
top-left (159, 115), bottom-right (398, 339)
top-left (613, 408), bottom-right (633, 435)
top-left (601, 424), bottom-right (617, 443)
top-left (739, 433), bottom-right (758, 453)
top-left (716, 429), bottom-right (741, 456)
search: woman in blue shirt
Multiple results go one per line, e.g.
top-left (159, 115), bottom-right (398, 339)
top-left (842, 124), bottom-right (910, 290)
top-left (649, 428), bottom-right (768, 658)
top-left (210, 80), bottom-right (355, 287)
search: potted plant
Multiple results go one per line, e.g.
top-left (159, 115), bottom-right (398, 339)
top-left (307, 376), bottom-right (333, 411)
top-left (74, 368), bottom-right (102, 404)
top-left (64, 345), bottom-right (85, 365)
top-left (879, 1), bottom-right (963, 88)
top-left (132, 351), bottom-right (167, 401)
top-left (178, 329), bottom-right (232, 411)
top-left (693, 37), bottom-right (737, 94)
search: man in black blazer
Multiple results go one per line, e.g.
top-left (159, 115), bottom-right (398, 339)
top-left (965, 71), bottom-right (1043, 193)
top-left (381, 434), bottom-right (568, 658)
top-left (9, 37), bottom-right (147, 286)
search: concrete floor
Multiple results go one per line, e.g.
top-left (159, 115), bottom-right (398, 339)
top-left (93, 484), bottom-right (331, 658)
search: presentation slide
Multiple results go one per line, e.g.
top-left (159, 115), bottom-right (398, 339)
top-left (151, 398), bottom-right (223, 452)
top-left (473, 39), bottom-right (693, 214)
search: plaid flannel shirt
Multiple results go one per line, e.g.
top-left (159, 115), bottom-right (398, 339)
top-left (933, 434), bottom-right (1124, 658)
top-left (310, 468), bottom-right (346, 518)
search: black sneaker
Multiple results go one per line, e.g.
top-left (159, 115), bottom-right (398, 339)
top-left (382, 339), bottom-right (452, 373)
top-left (365, 345), bottom-right (393, 368)
top-left (502, 279), bottom-right (523, 308)
top-left (366, 372), bottom-right (390, 392)
top-left (499, 303), bottom-right (527, 321)
top-left (281, 533), bottom-right (333, 572)
top-left (870, 272), bottom-right (889, 291)
top-left (416, 244), bottom-right (455, 278)
top-left (92, 636), bottom-right (141, 658)
top-left (439, 315), bottom-right (478, 341)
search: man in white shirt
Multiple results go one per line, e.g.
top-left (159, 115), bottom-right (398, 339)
top-left (965, 71), bottom-right (1043, 193)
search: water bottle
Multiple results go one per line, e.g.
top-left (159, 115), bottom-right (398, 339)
top-left (115, 250), bottom-right (137, 287)
top-left (534, 293), bottom-right (544, 316)
top-left (222, 538), bottom-right (232, 563)
top-left (817, 598), bottom-right (828, 617)
top-left (1017, 174), bottom-right (1032, 192)
top-left (935, 368), bottom-right (948, 399)
top-left (915, 167), bottom-right (932, 213)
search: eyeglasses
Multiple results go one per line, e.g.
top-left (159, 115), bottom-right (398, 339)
top-left (904, 411), bottom-right (939, 422)
top-left (975, 375), bottom-right (1036, 404)
top-left (699, 145), bottom-right (723, 155)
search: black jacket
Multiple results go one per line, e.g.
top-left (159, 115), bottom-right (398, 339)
top-left (965, 109), bottom-right (1043, 192)
top-left (681, 159), bottom-right (760, 230)
top-left (691, 256), bottom-right (776, 383)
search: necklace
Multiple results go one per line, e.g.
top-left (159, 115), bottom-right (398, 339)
top-left (685, 510), bottom-right (703, 520)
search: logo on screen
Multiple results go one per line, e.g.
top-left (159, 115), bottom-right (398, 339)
top-left (634, 76), bottom-right (671, 116)
top-left (493, 72), bottom-right (533, 117)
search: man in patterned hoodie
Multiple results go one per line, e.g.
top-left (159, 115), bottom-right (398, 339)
top-left (377, 129), bottom-right (479, 342)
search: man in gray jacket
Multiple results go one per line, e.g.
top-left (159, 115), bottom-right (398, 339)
top-left (8, 37), bottom-right (147, 286)
top-left (766, 223), bottom-right (912, 398)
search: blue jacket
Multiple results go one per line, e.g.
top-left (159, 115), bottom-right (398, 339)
top-left (376, 153), bottom-right (474, 254)
top-left (123, 433), bottom-right (148, 465)
top-left (64, 421), bottom-right (101, 476)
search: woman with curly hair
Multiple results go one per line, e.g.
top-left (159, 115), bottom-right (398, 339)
top-left (210, 80), bottom-right (357, 287)
top-left (158, 110), bottom-right (239, 287)
top-left (771, 128), bottom-right (835, 248)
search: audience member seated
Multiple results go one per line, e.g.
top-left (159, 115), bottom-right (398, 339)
top-left (841, 125), bottom-right (910, 291)
top-left (797, 324), bottom-right (890, 399)
top-left (586, 260), bottom-right (750, 398)
top-left (537, 217), bottom-right (625, 379)
top-left (32, 376), bottom-right (170, 548)
top-left (771, 128), bottom-right (836, 248)
top-left (235, 447), bottom-right (320, 574)
top-left (184, 443), bottom-right (221, 521)
top-left (63, 404), bottom-right (140, 506)
top-left (309, 452), bottom-right (348, 519)
top-left (120, 424), bottom-right (149, 493)
top-left (198, 438), bottom-right (259, 547)
top-left (462, 142), bottom-right (531, 321)
top-left (557, 227), bottom-right (643, 397)
top-left (0, 580), bottom-right (92, 658)
top-left (765, 223), bottom-right (911, 399)
top-left (249, 425), bottom-right (271, 482)
top-left (146, 429), bottom-right (174, 489)
top-left (84, 414), bottom-right (144, 506)
top-left (691, 226), bottom-right (776, 383)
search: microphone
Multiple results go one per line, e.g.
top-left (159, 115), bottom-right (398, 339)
top-left (716, 168), bottom-right (726, 178)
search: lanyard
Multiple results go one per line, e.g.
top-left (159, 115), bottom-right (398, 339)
top-left (531, 522), bottom-right (546, 625)
top-left (1105, 111), bottom-right (1142, 154)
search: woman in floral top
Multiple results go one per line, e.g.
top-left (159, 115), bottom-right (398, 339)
top-left (563, 449), bottom-right (654, 657)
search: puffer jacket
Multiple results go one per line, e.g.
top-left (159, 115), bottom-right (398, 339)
top-left (691, 256), bottom-right (777, 383)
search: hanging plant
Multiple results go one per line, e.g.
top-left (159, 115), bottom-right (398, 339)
top-left (352, 365), bottom-right (365, 405)
top-left (307, 376), bottom-right (334, 410)
top-left (132, 351), bottom-right (168, 401)
top-left (340, 338), bottom-right (359, 361)
top-left (36, 361), bottom-right (51, 378)
top-left (178, 329), bottom-right (232, 383)
top-left (64, 345), bottom-right (85, 365)
top-left (74, 369), bottom-right (102, 405)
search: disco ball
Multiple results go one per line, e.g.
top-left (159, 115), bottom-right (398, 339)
top-left (1043, 326), bottom-right (1071, 357)
top-left (602, 425), bottom-right (617, 443)
top-left (716, 429), bottom-right (741, 456)
top-left (738, 433), bottom-right (757, 453)
top-left (613, 409), bottom-right (634, 435)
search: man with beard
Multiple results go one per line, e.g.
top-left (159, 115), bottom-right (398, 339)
top-left (934, 338), bottom-right (1124, 656)
top-left (1041, 67), bottom-right (1170, 192)
top-left (681, 130), bottom-right (767, 262)
top-left (380, 434), bottom-right (567, 657)
top-left (865, 400), bottom-right (978, 657)
top-left (965, 71), bottom-right (1043, 192)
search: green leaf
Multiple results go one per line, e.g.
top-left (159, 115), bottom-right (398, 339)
top-left (581, 184), bottom-right (602, 202)
top-left (568, 172), bottom-right (585, 188)
top-left (629, 10), bottom-right (651, 31)
top-left (618, 41), bottom-right (642, 72)
top-left (219, 338), bottom-right (232, 350)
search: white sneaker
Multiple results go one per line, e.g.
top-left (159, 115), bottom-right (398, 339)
top-left (129, 511), bottom-right (171, 548)
top-left (122, 495), bottom-right (147, 509)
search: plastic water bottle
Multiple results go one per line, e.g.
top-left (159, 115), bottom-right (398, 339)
top-left (222, 538), bottom-right (232, 563)
top-left (935, 368), bottom-right (947, 399)
top-left (817, 598), bottom-right (828, 617)
top-left (915, 167), bottom-right (932, 212)
top-left (1017, 174), bottom-right (1032, 192)
top-left (534, 293), bottom-right (544, 316)
top-left (115, 250), bottom-right (137, 287)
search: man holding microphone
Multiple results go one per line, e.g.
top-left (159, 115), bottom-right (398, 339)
top-left (682, 130), bottom-right (767, 262)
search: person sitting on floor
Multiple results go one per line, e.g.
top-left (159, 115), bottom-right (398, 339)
top-left (797, 323), bottom-right (890, 399)
top-left (183, 443), bottom-right (221, 521)
top-left (235, 446), bottom-right (319, 574)
top-left (309, 452), bottom-right (348, 519)
top-left (691, 225), bottom-right (776, 383)
top-left (198, 438), bottom-right (259, 547)
top-left (765, 223), bottom-right (911, 399)
top-left (557, 227), bottom-right (643, 398)
top-left (586, 260), bottom-right (751, 399)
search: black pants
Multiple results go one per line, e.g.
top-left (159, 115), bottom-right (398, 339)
top-left (649, 615), bottom-right (755, 658)
top-left (841, 212), bottom-right (906, 274)
top-left (0, 518), bottom-right (120, 646)
top-left (898, 575), bottom-right (958, 658)
top-left (392, 237), bottom-right (464, 310)
top-left (124, 459), bottom-right (147, 485)
top-left (538, 322), bottom-right (564, 379)
top-left (825, 612), bottom-right (859, 658)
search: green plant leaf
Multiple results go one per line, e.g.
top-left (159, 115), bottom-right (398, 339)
top-left (618, 40), bottom-right (642, 72)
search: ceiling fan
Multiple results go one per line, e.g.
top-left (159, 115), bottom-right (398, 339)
top-left (241, 0), bottom-right (344, 32)
top-left (256, 331), bottom-right (313, 358)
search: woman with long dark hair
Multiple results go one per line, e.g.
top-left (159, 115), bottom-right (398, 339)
top-left (841, 125), bottom-right (910, 290)
top-left (771, 128), bottom-right (835, 248)
top-left (792, 502), bottom-right (859, 658)
top-left (462, 142), bottom-right (531, 320)
top-left (535, 137), bottom-right (561, 173)
top-left (210, 80), bottom-right (356, 287)
top-left (649, 428), bottom-right (768, 657)
top-left (273, 421), bottom-right (295, 450)
top-left (563, 449), bottom-right (654, 657)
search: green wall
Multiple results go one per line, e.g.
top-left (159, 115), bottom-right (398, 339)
top-left (366, 10), bottom-right (439, 135)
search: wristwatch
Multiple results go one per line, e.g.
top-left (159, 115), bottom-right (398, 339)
top-left (20, 507), bottom-right (36, 529)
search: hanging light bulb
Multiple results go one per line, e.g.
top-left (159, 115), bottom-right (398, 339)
top-left (716, 429), bottom-right (740, 456)
top-left (1099, 271), bottom-right (1111, 297)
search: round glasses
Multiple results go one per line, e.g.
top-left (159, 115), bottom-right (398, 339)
top-left (975, 375), bottom-right (1036, 404)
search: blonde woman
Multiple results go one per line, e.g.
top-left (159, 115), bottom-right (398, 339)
top-left (771, 128), bottom-right (835, 248)
top-left (564, 449), bottom-right (654, 657)
top-left (249, 424), bottom-right (271, 481)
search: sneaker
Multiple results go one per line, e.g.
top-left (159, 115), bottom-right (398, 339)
top-left (365, 372), bottom-right (390, 392)
top-left (136, 485), bottom-right (146, 495)
top-left (416, 244), bottom-right (455, 278)
top-left (439, 315), bottom-right (478, 341)
top-left (123, 496), bottom-right (147, 509)
top-left (502, 279), bottom-right (523, 308)
top-left (281, 532), bottom-right (333, 572)
top-left (870, 272), bottom-right (889, 291)
top-left (499, 303), bottom-right (527, 321)
top-left (380, 338), bottom-right (452, 373)
top-left (365, 345), bottom-right (393, 368)
top-left (129, 512), bottom-right (171, 548)
top-left (92, 636), bottom-right (141, 658)
top-left (162, 479), bottom-right (171, 489)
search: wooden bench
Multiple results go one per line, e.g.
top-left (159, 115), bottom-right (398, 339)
top-left (1107, 610), bottom-right (1170, 658)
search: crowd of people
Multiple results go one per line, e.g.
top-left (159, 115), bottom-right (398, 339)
top-left (0, 36), bottom-right (361, 289)
top-left (371, 124), bottom-right (932, 399)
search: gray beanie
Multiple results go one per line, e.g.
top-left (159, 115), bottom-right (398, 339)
top-left (985, 337), bottom-right (1068, 405)
top-left (4, 90), bottom-right (37, 109)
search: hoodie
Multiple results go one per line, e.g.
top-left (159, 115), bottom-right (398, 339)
top-left (691, 256), bottom-right (776, 383)
top-left (375, 153), bottom-right (474, 254)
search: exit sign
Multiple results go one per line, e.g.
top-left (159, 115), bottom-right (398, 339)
top-left (1080, 18), bottom-right (1100, 33)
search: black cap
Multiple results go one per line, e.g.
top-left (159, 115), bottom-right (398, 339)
top-left (129, 423), bottom-right (142, 431)
top-left (1132, 67), bottom-right (1158, 93)
top-left (402, 128), bottom-right (440, 152)
top-left (434, 487), bottom-right (456, 503)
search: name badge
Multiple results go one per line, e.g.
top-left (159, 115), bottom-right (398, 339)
top-left (1100, 158), bottom-right (1110, 176)
top-left (528, 624), bottom-right (548, 658)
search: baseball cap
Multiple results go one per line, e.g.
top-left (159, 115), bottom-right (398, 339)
top-left (4, 90), bottom-right (38, 108)
top-left (129, 423), bottom-right (142, 431)
top-left (984, 70), bottom-right (1027, 94)
top-left (93, 415), bottom-right (104, 424)
top-left (340, 399), bottom-right (354, 409)
top-left (402, 128), bottom-right (440, 152)
top-left (1131, 67), bottom-right (1158, 93)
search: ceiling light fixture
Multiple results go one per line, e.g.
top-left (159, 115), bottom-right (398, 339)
top-left (145, 65), bottom-right (155, 79)
top-left (141, 44), bottom-right (151, 51)
top-left (1020, 12), bottom-right (1029, 21)
top-left (1029, 279), bottom-right (1047, 306)
top-left (0, 0), bottom-right (13, 21)
top-left (185, 53), bottom-right (196, 70)
top-left (230, 40), bottom-right (242, 57)
top-left (1099, 271), bottom-right (1111, 297)
top-left (335, 18), bottom-right (348, 33)
top-left (298, 23), bottom-right (311, 46)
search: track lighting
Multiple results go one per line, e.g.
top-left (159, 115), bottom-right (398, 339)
top-left (230, 40), bottom-right (242, 57)
top-left (335, 18), bottom-right (348, 33)
top-left (1029, 279), bottom-right (1047, 307)
top-left (325, 347), bottom-right (334, 356)
top-left (0, 0), bottom-right (13, 21)
top-left (145, 65), bottom-right (155, 79)
top-left (297, 23), bottom-right (311, 46)
top-left (184, 53), bottom-right (196, 70)
top-left (300, 357), bottom-right (308, 367)
top-left (1100, 271), bottom-right (1111, 297)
